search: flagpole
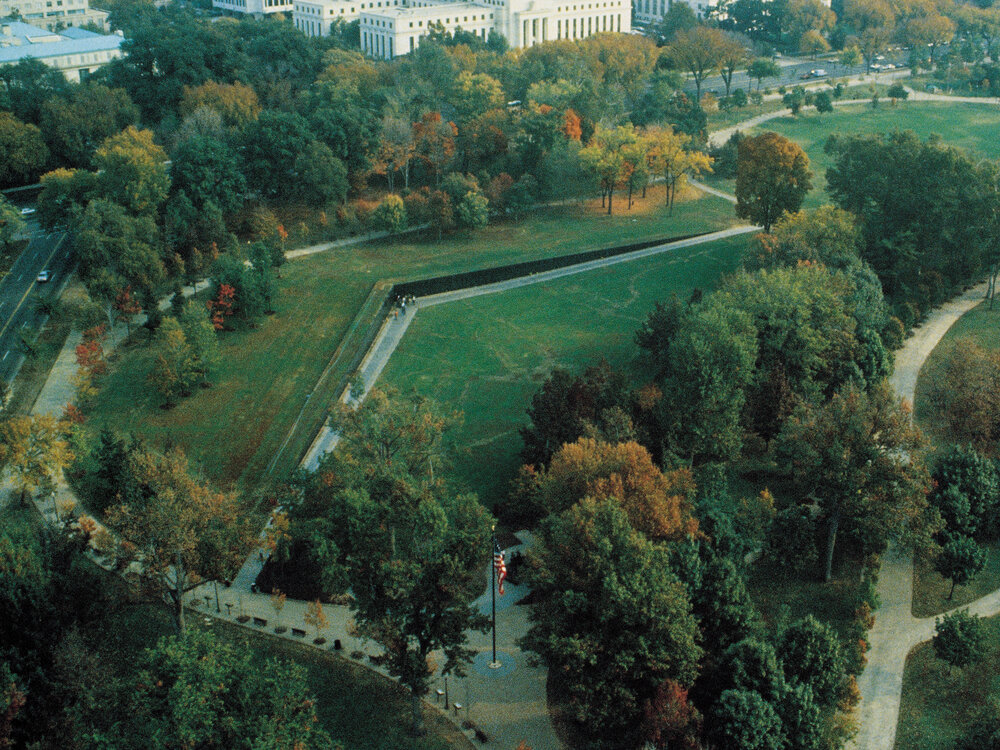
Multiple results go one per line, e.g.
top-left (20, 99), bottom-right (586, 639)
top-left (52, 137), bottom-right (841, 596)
top-left (490, 525), bottom-right (499, 668)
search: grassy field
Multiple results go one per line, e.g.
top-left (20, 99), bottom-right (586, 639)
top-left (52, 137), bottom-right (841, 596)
top-left (895, 613), bottom-right (1000, 750)
top-left (709, 101), bottom-right (1000, 207)
top-left (912, 542), bottom-right (1000, 618)
top-left (380, 232), bottom-right (749, 509)
top-left (87, 185), bottom-right (737, 489)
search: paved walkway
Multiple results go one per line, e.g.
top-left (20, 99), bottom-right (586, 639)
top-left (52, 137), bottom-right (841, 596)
top-left (850, 282), bottom-right (995, 750)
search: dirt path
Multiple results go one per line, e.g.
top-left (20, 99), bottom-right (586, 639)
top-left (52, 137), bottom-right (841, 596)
top-left (850, 282), bottom-right (992, 750)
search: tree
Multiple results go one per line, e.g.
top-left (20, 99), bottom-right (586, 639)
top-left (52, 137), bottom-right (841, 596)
top-left (886, 83), bottom-right (908, 104)
top-left (639, 678), bottom-right (701, 749)
top-left (38, 84), bottom-right (138, 168)
top-left (814, 90), bottom-right (834, 113)
top-left (105, 447), bottom-right (257, 633)
top-left (169, 136), bottom-right (246, 215)
top-left (840, 46), bottom-right (863, 73)
top-left (935, 533), bottom-right (986, 600)
top-left (926, 341), bottom-right (1000, 451)
top-left (372, 194), bottom-right (408, 235)
top-left (903, 13), bottom-right (955, 62)
top-left (178, 80), bottom-right (261, 130)
top-left (707, 690), bottom-right (785, 750)
top-left (112, 285), bottom-right (142, 336)
top-left (376, 115), bottom-right (415, 192)
top-left (0, 113), bottom-right (48, 188)
top-left (775, 381), bottom-right (931, 582)
top-left (736, 132), bottom-right (813, 232)
top-left (744, 205), bottom-right (861, 272)
top-left (933, 609), bottom-right (985, 672)
top-left (648, 301), bottom-right (758, 465)
top-left (292, 388), bottom-right (489, 735)
top-left (666, 27), bottom-right (727, 100)
top-left (657, 2), bottom-right (698, 42)
top-left (930, 444), bottom-right (999, 537)
top-left (304, 599), bottom-right (328, 640)
top-left (0, 199), bottom-right (26, 260)
top-left (294, 141), bottom-right (349, 206)
top-left (779, 615), bottom-right (843, 705)
top-left (449, 71), bottom-right (505, 125)
top-left (718, 34), bottom-right (751, 98)
top-left (646, 126), bottom-right (713, 214)
top-left (92, 126), bottom-right (170, 217)
top-left (413, 112), bottom-right (457, 187)
top-left (799, 29), bottom-right (831, 57)
top-left (124, 630), bottom-right (335, 749)
top-left (428, 189), bottom-right (455, 239)
top-left (239, 110), bottom-right (314, 203)
top-left (747, 58), bottom-right (781, 92)
top-left (523, 498), bottom-right (702, 749)
top-left (580, 124), bottom-right (638, 215)
top-left (456, 190), bottom-right (489, 229)
top-left (518, 437), bottom-right (699, 539)
top-left (148, 316), bottom-right (197, 405)
top-left (180, 302), bottom-right (221, 386)
top-left (0, 415), bottom-right (72, 505)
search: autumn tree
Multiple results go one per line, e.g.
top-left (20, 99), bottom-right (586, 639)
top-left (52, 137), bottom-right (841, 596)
top-left (666, 27), bottom-right (727, 100)
top-left (112, 285), bottom-right (141, 336)
top-left (0, 415), bottom-right (73, 505)
top-left (304, 599), bottom-right (328, 640)
top-left (580, 124), bottom-right (639, 215)
top-left (92, 126), bottom-right (170, 217)
top-left (148, 317), bottom-right (196, 406)
top-left (925, 340), bottom-right (1000, 451)
top-left (735, 131), bottom-right (813, 231)
top-left (413, 111), bottom-right (457, 187)
top-left (105, 447), bottom-right (257, 632)
top-left (718, 33), bottom-right (751, 98)
top-left (646, 126), bottom-right (713, 214)
top-left (747, 57), bottom-right (781, 91)
top-left (516, 437), bottom-right (699, 540)
top-left (523, 498), bottom-right (701, 748)
top-left (775, 381), bottom-right (932, 582)
top-left (178, 80), bottom-right (262, 130)
top-left (376, 114), bottom-right (416, 192)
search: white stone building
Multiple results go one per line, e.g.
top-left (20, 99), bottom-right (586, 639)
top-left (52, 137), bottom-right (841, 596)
top-left (633, 0), bottom-right (716, 26)
top-left (0, 20), bottom-right (123, 81)
top-left (213, 0), bottom-right (293, 18)
top-left (1, 0), bottom-right (108, 31)
top-left (294, 0), bottom-right (630, 58)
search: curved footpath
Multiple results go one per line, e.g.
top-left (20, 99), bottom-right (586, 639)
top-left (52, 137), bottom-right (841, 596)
top-left (850, 282), bottom-right (996, 750)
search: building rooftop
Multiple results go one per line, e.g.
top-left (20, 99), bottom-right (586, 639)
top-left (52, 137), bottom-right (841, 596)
top-left (0, 19), bottom-right (123, 63)
top-left (361, 1), bottom-right (486, 18)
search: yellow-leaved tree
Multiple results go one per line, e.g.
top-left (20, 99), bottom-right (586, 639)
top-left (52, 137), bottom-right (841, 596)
top-left (0, 414), bottom-right (73, 505)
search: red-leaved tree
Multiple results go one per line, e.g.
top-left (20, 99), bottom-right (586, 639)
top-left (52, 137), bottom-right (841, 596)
top-left (207, 283), bottom-right (235, 331)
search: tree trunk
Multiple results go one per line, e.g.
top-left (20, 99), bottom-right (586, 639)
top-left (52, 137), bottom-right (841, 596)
top-left (824, 510), bottom-right (840, 583)
top-left (410, 690), bottom-right (426, 736)
top-left (404, 161), bottom-right (410, 190)
top-left (948, 579), bottom-right (956, 600)
top-left (607, 187), bottom-right (613, 215)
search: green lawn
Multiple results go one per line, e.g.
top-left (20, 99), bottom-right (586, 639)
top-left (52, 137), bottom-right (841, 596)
top-left (914, 299), bottom-right (1000, 445)
top-left (88, 185), bottom-right (737, 489)
top-left (912, 542), bottom-right (1000, 619)
top-left (895, 613), bottom-right (1000, 750)
top-left (710, 101), bottom-right (1000, 207)
top-left (380, 233), bottom-right (749, 510)
top-left (92, 602), bottom-right (472, 750)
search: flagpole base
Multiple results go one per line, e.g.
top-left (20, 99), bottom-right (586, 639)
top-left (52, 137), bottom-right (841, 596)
top-left (488, 660), bottom-right (502, 669)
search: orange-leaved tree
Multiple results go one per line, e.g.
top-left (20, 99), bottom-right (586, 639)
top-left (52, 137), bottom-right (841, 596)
top-left (105, 447), bottom-right (257, 632)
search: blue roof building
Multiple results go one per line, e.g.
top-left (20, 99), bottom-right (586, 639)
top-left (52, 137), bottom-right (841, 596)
top-left (0, 19), bottom-right (124, 81)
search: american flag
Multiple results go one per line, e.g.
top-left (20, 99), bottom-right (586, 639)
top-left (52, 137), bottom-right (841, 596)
top-left (494, 542), bottom-right (507, 596)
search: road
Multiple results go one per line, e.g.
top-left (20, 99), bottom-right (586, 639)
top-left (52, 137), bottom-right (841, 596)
top-left (685, 52), bottom-right (911, 98)
top-left (0, 213), bottom-right (74, 384)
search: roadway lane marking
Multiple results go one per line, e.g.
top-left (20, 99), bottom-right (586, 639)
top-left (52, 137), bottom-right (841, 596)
top-left (2, 351), bottom-right (8, 361)
top-left (0, 233), bottom-right (66, 341)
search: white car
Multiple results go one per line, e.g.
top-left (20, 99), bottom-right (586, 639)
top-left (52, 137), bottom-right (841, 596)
top-left (20, 207), bottom-right (35, 216)
top-left (36, 270), bottom-right (51, 283)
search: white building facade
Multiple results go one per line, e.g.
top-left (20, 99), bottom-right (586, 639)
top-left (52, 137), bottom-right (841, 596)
top-left (1, 0), bottom-right (108, 31)
top-left (295, 0), bottom-right (630, 58)
top-left (0, 21), bottom-right (123, 81)
top-left (213, 0), bottom-right (293, 18)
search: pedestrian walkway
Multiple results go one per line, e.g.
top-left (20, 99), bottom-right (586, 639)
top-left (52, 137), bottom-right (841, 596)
top-left (850, 282), bottom-right (996, 750)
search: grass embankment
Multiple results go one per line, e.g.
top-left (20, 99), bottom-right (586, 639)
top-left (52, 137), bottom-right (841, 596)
top-left (895, 614), bottom-right (1000, 750)
top-left (380, 231), bottom-right (749, 509)
top-left (88, 186), bottom-right (736, 489)
top-left (708, 102), bottom-right (1000, 206)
